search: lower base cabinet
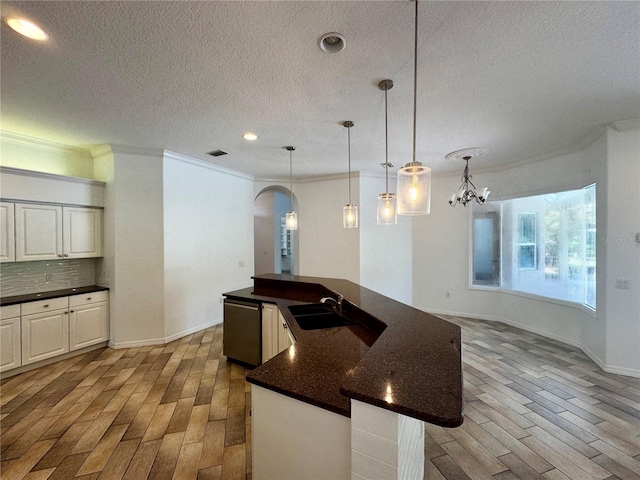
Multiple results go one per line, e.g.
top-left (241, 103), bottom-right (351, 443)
top-left (0, 290), bottom-right (109, 373)
top-left (22, 309), bottom-right (70, 365)
top-left (261, 303), bottom-right (294, 363)
top-left (69, 293), bottom-right (109, 351)
top-left (0, 315), bottom-right (21, 372)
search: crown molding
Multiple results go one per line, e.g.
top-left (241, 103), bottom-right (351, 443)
top-left (0, 131), bottom-right (92, 157)
top-left (0, 166), bottom-right (106, 187)
top-left (610, 118), bottom-right (640, 132)
top-left (163, 150), bottom-right (254, 181)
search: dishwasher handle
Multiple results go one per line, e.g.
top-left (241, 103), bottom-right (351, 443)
top-left (224, 299), bottom-right (260, 310)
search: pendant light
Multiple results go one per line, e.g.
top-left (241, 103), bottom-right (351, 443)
top-left (342, 121), bottom-right (358, 228)
top-left (285, 146), bottom-right (298, 230)
top-left (397, 0), bottom-right (431, 216)
top-left (377, 79), bottom-right (397, 225)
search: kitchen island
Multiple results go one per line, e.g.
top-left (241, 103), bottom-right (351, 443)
top-left (224, 274), bottom-right (463, 479)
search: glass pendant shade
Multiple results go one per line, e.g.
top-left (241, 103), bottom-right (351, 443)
top-left (343, 204), bottom-right (358, 228)
top-left (285, 211), bottom-right (298, 231)
top-left (397, 163), bottom-right (431, 215)
top-left (377, 193), bottom-right (397, 225)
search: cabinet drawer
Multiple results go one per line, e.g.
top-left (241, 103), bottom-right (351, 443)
top-left (21, 297), bottom-right (68, 316)
top-left (69, 291), bottom-right (108, 307)
top-left (1, 304), bottom-right (21, 319)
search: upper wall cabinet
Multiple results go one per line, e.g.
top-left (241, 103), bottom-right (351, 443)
top-left (62, 206), bottom-right (103, 259)
top-left (14, 203), bottom-right (103, 262)
top-left (0, 202), bottom-right (16, 263)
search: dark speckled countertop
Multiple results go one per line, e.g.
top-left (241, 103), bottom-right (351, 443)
top-left (1, 286), bottom-right (109, 306)
top-left (224, 274), bottom-right (463, 427)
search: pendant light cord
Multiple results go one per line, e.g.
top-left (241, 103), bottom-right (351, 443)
top-left (384, 86), bottom-right (389, 194)
top-left (289, 148), bottom-right (293, 210)
top-left (412, 0), bottom-right (418, 164)
top-left (347, 124), bottom-right (352, 204)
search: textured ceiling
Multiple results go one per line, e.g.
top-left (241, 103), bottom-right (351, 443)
top-left (1, 1), bottom-right (638, 179)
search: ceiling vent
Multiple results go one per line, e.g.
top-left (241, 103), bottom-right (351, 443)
top-left (206, 149), bottom-right (228, 157)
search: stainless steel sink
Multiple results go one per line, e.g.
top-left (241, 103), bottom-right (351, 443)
top-left (288, 303), bottom-right (356, 330)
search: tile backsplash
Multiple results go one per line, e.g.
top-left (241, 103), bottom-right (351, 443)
top-left (0, 259), bottom-right (97, 297)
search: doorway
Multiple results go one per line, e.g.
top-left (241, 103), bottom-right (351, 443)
top-left (254, 187), bottom-right (297, 275)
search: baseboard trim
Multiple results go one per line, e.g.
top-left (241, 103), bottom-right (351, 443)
top-left (108, 318), bottom-right (223, 349)
top-left (425, 308), bottom-right (640, 379)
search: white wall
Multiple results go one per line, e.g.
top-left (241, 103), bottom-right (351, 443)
top-left (359, 173), bottom-right (413, 304)
top-left (413, 127), bottom-right (640, 376)
top-left (162, 152), bottom-right (255, 340)
top-left (254, 176), bottom-right (361, 283)
top-left (254, 190), bottom-right (276, 275)
top-left (94, 146), bottom-right (166, 347)
top-left (298, 176), bottom-right (360, 282)
top-left (604, 125), bottom-right (640, 375)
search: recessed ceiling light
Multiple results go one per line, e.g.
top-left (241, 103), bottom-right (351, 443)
top-left (242, 133), bottom-right (258, 141)
top-left (319, 32), bottom-right (346, 54)
top-left (5, 18), bottom-right (48, 41)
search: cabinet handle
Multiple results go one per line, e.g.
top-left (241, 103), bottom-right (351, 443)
top-left (282, 323), bottom-right (287, 329)
top-left (43, 304), bottom-right (49, 308)
top-left (58, 254), bottom-right (64, 258)
top-left (70, 310), bottom-right (75, 313)
top-left (64, 254), bottom-right (69, 257)
top-left (64, 311), bottom-right (68, 314)
top-left (87, 297), bottom-right (92, 301)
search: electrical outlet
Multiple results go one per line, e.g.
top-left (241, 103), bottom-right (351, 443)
top-left (46, 273), bottom-right (52, 282)
top-left (445, 292), bottom-right (450, 298)
top-left (616, 279), bottom-right (630, 289)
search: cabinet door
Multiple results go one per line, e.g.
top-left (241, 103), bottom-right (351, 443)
top-left (69, 301), bottom-right (108, 351)
top-left (63, 207), bottom-right (103, 258)
top-left (0, 202), bottom-right (15, 263)
top-left (21, 309), bottom-right (69, 365)
top-left (0, 317), bottom-right (21, 372)
top-left (15, 203), bottom-right (63, 261)
top-left (277, 311), bottom-right (293, 354)
top-left (261, 304), bottom-right (279, 363)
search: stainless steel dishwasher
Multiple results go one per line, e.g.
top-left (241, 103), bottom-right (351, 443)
top-left (223, 298), bottom-right (261, 367)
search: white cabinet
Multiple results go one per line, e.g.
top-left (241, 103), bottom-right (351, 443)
top-left (0, 202), bottom-right (15, 263)
top-left (1, 291), bottom-right (109, 372)
top-left (261, 303), bottom-right (294, 363)
top-left (69, 292), bottom-right (109, 351)
top-left (277, 310), bottom-right (293, 353)
top-left (15, 203), bottom-right (63, 261)
top-left (0, 305), bottom-right (21, 372)
top-left (63, 207), bottom-right (103, 259)
top-left (14, 203), bottom-right (102, 262)
top-left (21, 297), bottom-right (70, 365)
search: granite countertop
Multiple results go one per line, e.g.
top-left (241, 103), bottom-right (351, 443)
top-left (1, 285), bottom-right (109, 306)
top-left (224, 274), bottom-right (463, 427)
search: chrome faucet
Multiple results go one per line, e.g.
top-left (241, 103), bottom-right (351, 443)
top-left (320, 291), bottom-right (344, 313)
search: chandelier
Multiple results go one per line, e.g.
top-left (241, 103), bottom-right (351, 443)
top-left (447, 148), bottom-right (490, 207)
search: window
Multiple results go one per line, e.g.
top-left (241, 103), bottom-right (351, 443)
top-left (517, 213), bottom-right (536, 270)
top-left (472, 184), bottom-right (596, 309)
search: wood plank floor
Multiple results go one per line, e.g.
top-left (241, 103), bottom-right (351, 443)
top-left (1, 317), bottom-right (640, 479)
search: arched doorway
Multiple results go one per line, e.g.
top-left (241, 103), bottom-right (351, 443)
top-left (254, 186), bottom-right (298, 275)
